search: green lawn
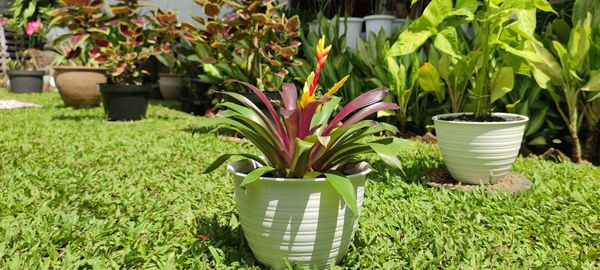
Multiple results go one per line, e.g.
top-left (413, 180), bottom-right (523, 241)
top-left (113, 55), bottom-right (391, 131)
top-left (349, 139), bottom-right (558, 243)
top-left (1, 89), bottom-right (599, 269)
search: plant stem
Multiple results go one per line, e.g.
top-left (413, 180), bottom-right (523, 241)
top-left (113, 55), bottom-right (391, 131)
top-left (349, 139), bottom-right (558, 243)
top-left (475, 2), bottom-right (491, 117)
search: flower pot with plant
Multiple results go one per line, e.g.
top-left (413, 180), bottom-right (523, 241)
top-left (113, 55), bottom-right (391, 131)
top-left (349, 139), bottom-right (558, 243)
top-left (145, 9), bottom-right (186, 100)
top-left (88, 0), bottom-right (163, 121)
top-left (200, 37), bottom-right (409, 269)
top-left (48, 0), bottom-right (109, 107)
top-left (4, 19), bottom-right (45, 93)
top-left (388, 0), bottom-right (556, 184)
top-left (364, 0), bottom-right (396, 39)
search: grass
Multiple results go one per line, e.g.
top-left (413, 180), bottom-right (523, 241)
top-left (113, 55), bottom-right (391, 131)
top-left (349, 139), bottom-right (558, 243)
top-left (0, 89), bottom-right (599, 269)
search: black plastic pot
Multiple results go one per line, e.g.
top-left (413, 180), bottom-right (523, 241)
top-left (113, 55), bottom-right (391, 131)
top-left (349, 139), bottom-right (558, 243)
top-left (7, 70), bottom-right (44, 93)
top-left (181, 99), bottom-right (210, 115)
top-left (99, 84), bottom-right (151, 121)
top-left (179, 78), bottom-right (212, 116)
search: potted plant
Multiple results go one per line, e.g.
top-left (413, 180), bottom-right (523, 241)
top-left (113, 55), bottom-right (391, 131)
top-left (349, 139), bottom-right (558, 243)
top-left (183, 0), bottom-right (302, 92)
top-left (200, 37), bottom-right (407, 269)
top-left (5, 19), bottom-right (45, 93)
top-left (48, 0), bottom-right (109, 108)
top-left (88, 0), bottom-right (162, 121)
top-left (145, 9), bottom-right (185, 101)
top-left (388, 0), bottom-right (555, 184)
top-left (364, 0), bottom-right (396, 39)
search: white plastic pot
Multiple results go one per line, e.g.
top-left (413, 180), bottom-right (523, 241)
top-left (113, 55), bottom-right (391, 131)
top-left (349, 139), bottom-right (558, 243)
top-left (338, 17), bottom-right (363, 49)
top-left (158, 74), bottom-right (183, 100)
top-left (364, 15), bottom-right (395, 39)
top-left (392, 18), bottom-right (409, 32)
top-left (228, 159), bottom-right (371, 269)
top-left (432, 113), bottom-right (529, 184)
top-left (308, 21), bottom-right (321, 34)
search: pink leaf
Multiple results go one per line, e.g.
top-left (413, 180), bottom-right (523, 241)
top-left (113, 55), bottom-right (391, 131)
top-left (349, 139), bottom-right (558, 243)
top-left (322, 88), bottom-right (390, 135)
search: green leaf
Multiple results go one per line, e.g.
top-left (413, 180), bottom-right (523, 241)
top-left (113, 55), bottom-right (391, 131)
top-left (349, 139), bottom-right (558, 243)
top-left (568, 16), bottom-right (592, 70)
top-left (289, 138), bottom-right (316, 178)
top-left (533, 0), bottom-right (556, 14)
top-left (367, 142), bottom-right (402, 169)
top-left (324, 173), bottom-right (358, 216)
top-left (418, 63), bottom-right (445, 102)
top-left (490, 67), bottom-right (515, 103)
top-left (388, 29), bottom-right (433, 57)
top-left (203, 154), bottom-right (267, 174)
top-left (582, 71), bottom-right (600, 91)
top-left (433, 27), bottom-right (460, 58)
top-left (241, 166), bottom-right (275, 188)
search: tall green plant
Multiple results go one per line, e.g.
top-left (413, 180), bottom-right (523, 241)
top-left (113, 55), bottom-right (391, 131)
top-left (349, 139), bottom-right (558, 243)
top-left (388, 0), bottom-right (555, 118)
top-left (510, 15), bottom-right (600, 162)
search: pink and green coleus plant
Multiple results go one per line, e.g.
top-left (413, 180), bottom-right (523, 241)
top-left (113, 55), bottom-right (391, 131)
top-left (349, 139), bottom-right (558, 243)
top-left (201, 37), bottom-right (409, 215)
top-left (48, 0), bottom-right (110, 67)
top-left (85, 0), bottom-right (165, 85)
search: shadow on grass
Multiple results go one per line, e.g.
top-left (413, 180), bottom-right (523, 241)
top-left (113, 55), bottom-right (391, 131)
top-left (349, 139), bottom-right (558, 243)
top-left (190, 213), bottom-right (259, 267)
top-left (52, 114), bottom-right (105, 121)
top-left (150, 100), bottom-right (181, 111)
top-left (367, 153), bottom-right (442, 186)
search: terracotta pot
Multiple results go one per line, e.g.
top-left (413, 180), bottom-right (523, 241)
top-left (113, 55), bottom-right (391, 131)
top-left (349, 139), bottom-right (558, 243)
top-left (158, 73), bottom-right (183, 100)
top-left (54, 66), bottom-right (107, 108)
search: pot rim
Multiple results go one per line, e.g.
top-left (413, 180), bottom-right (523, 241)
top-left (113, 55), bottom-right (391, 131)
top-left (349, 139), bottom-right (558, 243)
top-left (159, 73), bottom-right (183, 77)
top-left (7, 70), bottom-right (45, 75)
top-left (53, 66), bottom-right (107, 71)
top-left (363, 14), bottom-right (396, 20)
top-left (338, 17), bottom-right (364, 22)
top-left (432, 112), bottom-right (529, 124)
top-left (98, 83), bottom-right (153, 93)
top-left (227, 159), bottom-right (372, 182)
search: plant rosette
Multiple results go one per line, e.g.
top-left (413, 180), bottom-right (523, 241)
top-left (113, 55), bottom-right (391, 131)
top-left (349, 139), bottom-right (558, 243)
top-left (433, 112), bottom-right (529, 184)
top-left (200, 37), bottom-right (412, 268)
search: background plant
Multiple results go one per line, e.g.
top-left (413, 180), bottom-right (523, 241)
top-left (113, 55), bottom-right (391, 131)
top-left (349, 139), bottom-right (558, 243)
top-left (183, 0), bottom-right (301, 92)
top-left (87, 0), bottom-right (162, 85)
top-left (510, 1), bottom-right (600, 162)
top-left (48, 0), bottom-right (109, 67)
top-left (388, 0), bottom-right (555, 118)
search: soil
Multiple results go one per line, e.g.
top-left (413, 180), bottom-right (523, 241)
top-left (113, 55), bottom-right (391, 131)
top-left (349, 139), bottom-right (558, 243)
top-left (424, 167), bottom-right (532, 194)
top-left (439, 113), bottom-right (522, 122)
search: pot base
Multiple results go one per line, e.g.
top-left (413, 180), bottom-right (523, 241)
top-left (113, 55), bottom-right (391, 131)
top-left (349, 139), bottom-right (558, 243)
top-left (425, 167), bottom-right (532, 193)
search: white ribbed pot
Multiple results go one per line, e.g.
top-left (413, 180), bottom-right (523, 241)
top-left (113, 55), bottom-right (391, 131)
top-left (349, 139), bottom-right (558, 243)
top-left (364, 15), bottom-right (395, 39)
top-left (338, 17), bottom-right (363, 49)
top-left (228, 159), bottom-right (371, 269)
top-left (433, 113), bottom-right (529, 185)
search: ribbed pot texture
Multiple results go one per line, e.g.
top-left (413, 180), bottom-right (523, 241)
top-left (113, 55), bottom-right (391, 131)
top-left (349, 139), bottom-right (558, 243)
top-left (228, 159), bottom-right (371, 269)
top-left (433, 113), bottom-right (528, 184)
top-left (364, 15), bottom-right (395, 38)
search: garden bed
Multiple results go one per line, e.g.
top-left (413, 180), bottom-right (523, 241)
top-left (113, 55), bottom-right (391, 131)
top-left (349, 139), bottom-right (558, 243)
top-left (0, 90), bottom-right (598, 269)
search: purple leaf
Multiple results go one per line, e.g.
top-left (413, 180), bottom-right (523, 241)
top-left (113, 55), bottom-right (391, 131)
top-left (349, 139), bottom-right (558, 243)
top-left (323, 88), bottom-right (390, 135)
top-left (281, 83), bottom-right (297, 111)
top-left (226, 80), bottom-right (291, 153)
top-left (299, 96), bottom-right (330, 139)
top-left (341, 102), bottom-right (399, 128)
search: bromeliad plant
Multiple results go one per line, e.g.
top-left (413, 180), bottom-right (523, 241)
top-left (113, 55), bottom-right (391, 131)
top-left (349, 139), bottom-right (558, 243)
top-left (201, 37), bottom-right (406, 214)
